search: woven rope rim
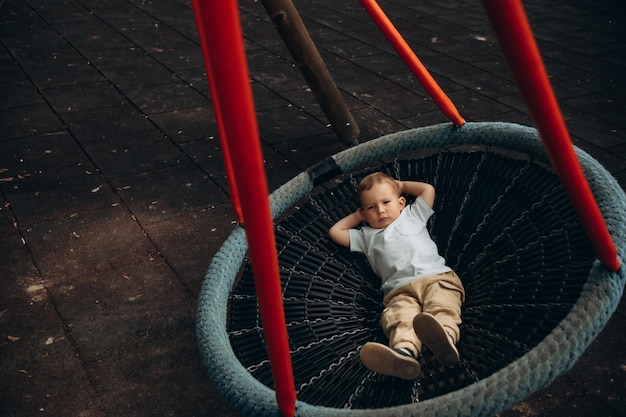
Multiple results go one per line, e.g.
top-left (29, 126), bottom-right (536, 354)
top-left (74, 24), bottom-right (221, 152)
top-left (196, 122), bottom-right (626, 417)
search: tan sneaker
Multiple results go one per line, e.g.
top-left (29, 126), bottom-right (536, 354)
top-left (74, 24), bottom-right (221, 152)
top-left (359, 342), bottom-right (421, 380)
top-left (413, 312), bottom-right (459, 367)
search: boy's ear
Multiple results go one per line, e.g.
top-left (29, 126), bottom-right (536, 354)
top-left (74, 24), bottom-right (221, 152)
top-left (399, 196), bottom-right (406, 208)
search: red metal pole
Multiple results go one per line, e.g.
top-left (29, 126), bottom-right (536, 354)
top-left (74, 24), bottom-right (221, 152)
top-left (191, 1), bottom-right (297, 416)
top-left (482, 0), bottom-right (619, 272)
top-left (359, 0), bottom-right (465, 127)
top-left (191, 3), bottom-right (244, 224)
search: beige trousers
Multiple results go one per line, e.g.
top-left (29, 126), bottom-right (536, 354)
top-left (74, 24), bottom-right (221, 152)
top-left (380, 271), bottom-right (465, 356)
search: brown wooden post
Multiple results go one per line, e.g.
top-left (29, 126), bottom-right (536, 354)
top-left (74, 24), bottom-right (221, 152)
top-left (260, 0), bottom-right (360, 145)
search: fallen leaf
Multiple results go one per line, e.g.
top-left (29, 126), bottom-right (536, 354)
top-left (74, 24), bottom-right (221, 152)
top-left (7, 335), bottom-right (20, 342)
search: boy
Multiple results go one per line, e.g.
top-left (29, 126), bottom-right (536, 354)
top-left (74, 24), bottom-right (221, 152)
top-left (329, 172), bottom-right (465, 380)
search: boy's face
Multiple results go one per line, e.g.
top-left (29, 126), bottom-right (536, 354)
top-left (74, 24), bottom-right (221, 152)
top-left (359, 182), bottom-right (406, 229)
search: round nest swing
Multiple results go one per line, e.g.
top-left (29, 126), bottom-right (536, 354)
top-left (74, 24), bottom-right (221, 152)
top-left (197, 122), bottom-right (626, 417)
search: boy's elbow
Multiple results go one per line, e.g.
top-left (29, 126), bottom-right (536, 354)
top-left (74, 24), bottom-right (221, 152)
top-left (329, 228), bottom-right (348, 247)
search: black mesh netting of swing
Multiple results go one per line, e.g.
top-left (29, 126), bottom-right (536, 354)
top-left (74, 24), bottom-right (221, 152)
top-left (197, 122), bottom-right (626, 417)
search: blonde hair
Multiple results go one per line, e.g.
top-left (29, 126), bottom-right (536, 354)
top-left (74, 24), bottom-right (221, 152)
top-left (357, 172), bottom-right (401, 198)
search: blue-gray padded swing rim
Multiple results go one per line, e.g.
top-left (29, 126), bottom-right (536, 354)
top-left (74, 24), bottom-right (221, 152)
top-left (196, 121), bottom-right (626, 417)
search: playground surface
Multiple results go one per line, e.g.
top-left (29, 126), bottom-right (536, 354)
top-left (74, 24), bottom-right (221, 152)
top-left (1, 0), bottom-right (625, 416)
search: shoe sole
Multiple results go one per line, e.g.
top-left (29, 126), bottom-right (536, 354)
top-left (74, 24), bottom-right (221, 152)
top-left (359, 342), bottom-right (421, 380)
top-left (413, 313), bottom-right (459, 367)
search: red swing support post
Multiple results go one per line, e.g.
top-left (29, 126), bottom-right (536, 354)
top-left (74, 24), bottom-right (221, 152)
top-left (359, 0), bottom-right (466, 127)
top-left (191, 1), bottom-right (297, 416)
top-left (482, 0), bottom-right (620, 272)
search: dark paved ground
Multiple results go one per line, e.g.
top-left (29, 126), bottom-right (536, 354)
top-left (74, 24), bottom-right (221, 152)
top-left (1, 0), bottom-right (625, 416)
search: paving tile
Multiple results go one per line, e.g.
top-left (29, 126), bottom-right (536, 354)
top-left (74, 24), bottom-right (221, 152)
top-left (256, 104), bottom-right (328, 144)
top-left (148, 105), bottom-right (217, 144)
top-left (26, 60), bottom-right (106, 90)
top-left (60, 102), bottom-right (156, 143)
top-left (0, 132), bottom-right (88, 177)
top-left (62, 297), bottom-right (196, 363)
top-left (398, 110), bottom-right (462, 130)
top-left (52, 15), bottom-right (119, 36)
top-left (71, 302), bottom-right (241, 416)
top-left (447, 88), bottom-right (515, 121)
top-left (449, 71), bottom-right (519, 100)
top-left (295, 3), bottom-right (365, 34)
top-left (174, 66), bottom-right (209, 93)
top-left (0, 249), bottom-right (58, 331)
top-left (246, 49), bottom-right (309, 93)
top-left (0, 0), bottom-right (33, 18)
top-left (270, 131), bottom-right (346, 171)
top-left (83, 129), bottom-right (186, 178)
top-left (47, 259), bottom-right (192, 328)
top-left (142, 206), bottom-right (236, 290)
top-left (120, 20), bottom-right (197, 55)
top-left (1, 162), bottom-right (117, 226)
top-left (566, 114), bottom-right (624, 150)
top-left (351, 51), bottom-right (410, 77)
top-left (251, 81), bottom-right (291, 112)
top-left (496, 375), bottom-right (584, 417)
top-left (24, 204), bottom-right (159, 280)
top-left (564, 94), bottom-right (626, 128)
top-left (26, 0), bottom-right (95, 24)
top-left (0, 60), bottom-right (30, 84)
top-left (131, 1), bottom-right (199, 40)
top-left (87, 46), bottom-right (156, 70)
top-left (98, 61), bottom-right (178, 90)
top-left (564, 313), bottom-right (626, 415)
top-left (424, 54), bottom-right (487, 81)
top-left (0, 193), bottom-right (13, 228)
top-left (124, 80), bottom-right (209, 115)
top-left (327, 59), bottom-right (400, 94)
top-left (0, 80), bottom-right (45, 109)
top-left (0, 328), bottom-right (105, 417)
top-left (350, 106), bottom-right (407, 142)
top-left (149, 47), bottom-right (204, 72)
top-left (83, 0), bottom-right (156, 28)
top-left (496, 92), bottom-right (535, 115)
top-left (65, 27), bottom-right (136, 52)
top-left (5, 37), bottom-right (85, 69)
top-left (0, 221), bottom-right (31, 266)
top-left (110, 162), bottom-right (230, 225)
top-left (170, 137), bottom-right (225, 183)
top-left (321, 37), bottom-right (389, 60)
top-left (278, 89), bottom-right (324, 118)
top-left (42, 80), bottom-right (127, 114)
top-left (0, 103), bottom-right (66, 141)
top-left (387, 70), bottom-right (465, 97)
top-left (353, 86), bottom-right (437, 120)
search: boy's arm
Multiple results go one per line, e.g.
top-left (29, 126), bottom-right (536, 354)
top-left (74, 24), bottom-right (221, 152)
top-left (397, 180), bottom-right (435, 208)
top-left (329, 210), bottom-right (364, 248)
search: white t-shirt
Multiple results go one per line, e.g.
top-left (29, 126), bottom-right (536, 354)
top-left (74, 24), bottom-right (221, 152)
top-left (349, 197), bottom-right (451, 295)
